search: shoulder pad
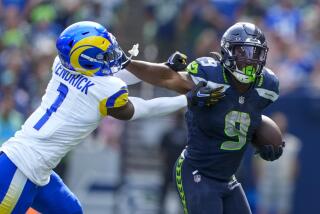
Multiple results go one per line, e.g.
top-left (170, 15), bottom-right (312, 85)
top-left (255, 68), bottom-right (279, 102)
top-left (187, 57), bottom-right (225, 84)
top-left (98, 77), bottom-right (129, 116)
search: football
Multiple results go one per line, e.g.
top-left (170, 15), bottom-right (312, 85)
top-left (252, 115), bottom-right (283, 148)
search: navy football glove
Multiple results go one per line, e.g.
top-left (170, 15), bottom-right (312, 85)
top-left (187, 81), bottom-right (225, 107)
top-left (166, 51), bottom-right (188, 71)
top-left (257, 143), bottom-right (285, 161)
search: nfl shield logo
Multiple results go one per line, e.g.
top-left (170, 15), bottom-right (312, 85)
top-left (239, 96), bottom-right (245, 104)
top-left (194, 174), bottom-right (201, 183)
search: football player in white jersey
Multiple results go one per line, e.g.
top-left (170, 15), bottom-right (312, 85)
top-left (0, 21), bottom-right (217, 213)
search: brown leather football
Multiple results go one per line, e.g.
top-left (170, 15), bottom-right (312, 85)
top-left (252, 115), bottom-right (283, 148)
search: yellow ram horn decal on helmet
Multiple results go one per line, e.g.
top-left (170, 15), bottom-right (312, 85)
top-left (70, 36), bottom-right (111, 76)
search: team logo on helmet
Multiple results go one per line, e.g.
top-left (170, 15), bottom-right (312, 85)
top-left (70, 36), bottom-right (111, 76)
top-left (56, 21), bottom-right (123, 77)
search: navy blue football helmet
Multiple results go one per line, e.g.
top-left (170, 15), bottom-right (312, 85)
top-left (221, 22), bottom-right (268, 84)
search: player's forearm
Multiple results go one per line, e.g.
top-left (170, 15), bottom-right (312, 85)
top-left (126, 60), bottom-right (171, 85)
top-left (126, 60), bottom-right (192, 94)
top-left (129, 95), bottom-right (187, 120)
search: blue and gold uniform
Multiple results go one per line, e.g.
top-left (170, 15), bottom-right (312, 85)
top-left (175, 57), bottom-right (279, 214)
top-left (0, 21), bottom-right (128, 214)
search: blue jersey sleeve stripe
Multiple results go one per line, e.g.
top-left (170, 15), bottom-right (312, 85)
top-left (106, 87), bottom-right (128, 108)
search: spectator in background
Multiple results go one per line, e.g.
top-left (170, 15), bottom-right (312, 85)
top-left (154, 0), bottom-right (183, 60)
top-left (275, 43), bottom-right (312, 94)
top-left (177, 0), bottom-right (227, 58)
top-left (253, 112), bottom-right (301, 214)
top-left (29, 1), bottom-right (61, 55)
top-left (1, 5), bottom-right (27, 48)
top-left (0, 95), bottom-right (23, 144)
top-left (0, 48), bottom-right (32, 115)
top-left (142, 4), bottom-right (159, 61)
top-left (304, 2), bottom-right (320, 92)
top-left (264, 0), bottom-right (302, 42)
top-left (29, 57), bottom-right (53, 108)
top-left (239, 0), bottom-right (266, 24)
top-left (159, 111), bottom-right (187, 214)
top-left (0, 0), bottom-right (34, 17)
top-left (193, 28), bottom-right (219, 58)
top-left (310, 61), bottom-right (320, 91)
top-left (141, 1), bottom-right (184, 61)
top-left (209, 0), bottom-right (244, 24)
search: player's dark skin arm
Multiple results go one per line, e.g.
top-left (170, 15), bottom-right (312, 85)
top-left (126, 60), bottom-right (194, 94)
top-left (107, 101), bottom-right (135, 120)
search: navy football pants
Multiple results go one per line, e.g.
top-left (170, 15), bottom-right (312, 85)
top-left (174, 156), bottom-right (251, 214)
top-left (0, 152), bottom-right (82, 214)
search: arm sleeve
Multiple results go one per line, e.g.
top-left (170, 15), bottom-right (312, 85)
top-left (129, 95), bottom-right (187, 120)
top-left (113, 69), bottom-right (141, 85)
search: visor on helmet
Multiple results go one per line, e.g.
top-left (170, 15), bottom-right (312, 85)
top-left (233, 45), bottom-right (267, 61)
top-left (233, 45), bottom-right (267, 75)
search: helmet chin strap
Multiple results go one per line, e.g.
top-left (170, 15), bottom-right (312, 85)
top-left (110, 65), bottom-right (121, 74)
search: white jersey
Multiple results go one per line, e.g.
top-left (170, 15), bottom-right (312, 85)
top-left (0, 56), bottom-right (129, 186)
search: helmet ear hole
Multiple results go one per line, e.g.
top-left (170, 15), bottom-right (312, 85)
top-left (68, 40), bottom-right (74, 48)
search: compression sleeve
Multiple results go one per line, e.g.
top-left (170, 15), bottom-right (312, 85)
top-left (113, 69), bottom-right (141, 85)
top-left (129, 95), bottom-right (187, 120)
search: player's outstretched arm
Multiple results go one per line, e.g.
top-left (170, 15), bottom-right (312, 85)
top-left (121, 51), bottom-right (193, 94)
top-left (107, 81), bottom-right (221, 120)
top-left (108, 95), bottom-right (188, 121)
top-left (126, 60), bottom-right (193, 94)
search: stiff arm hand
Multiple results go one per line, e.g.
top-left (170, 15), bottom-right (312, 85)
top-left (187, 81), bottom-right (225, 107)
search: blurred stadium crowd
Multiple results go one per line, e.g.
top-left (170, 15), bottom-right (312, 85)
top-left (0, 0), bottom-right (319, 214)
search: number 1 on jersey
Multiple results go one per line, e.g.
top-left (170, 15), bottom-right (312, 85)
top-left (34, 83), bottom-right (69, 130)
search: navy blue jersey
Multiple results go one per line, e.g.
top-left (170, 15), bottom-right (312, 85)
top-left (184, 57), bottom-right (279, 180)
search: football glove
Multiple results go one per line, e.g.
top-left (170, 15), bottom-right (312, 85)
top-left (257, 142), bottom-right (285, 161)
top-left (186, 81), bottom-right (225, 107)
top-left (166, 51), bottom-right (188, 71)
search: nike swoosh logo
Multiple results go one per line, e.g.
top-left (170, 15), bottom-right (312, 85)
top-left (197, 91), bottom-right (210, 97)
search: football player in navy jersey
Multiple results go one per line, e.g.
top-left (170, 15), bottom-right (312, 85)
top-left (124, 22), bottom-right (284, 214)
